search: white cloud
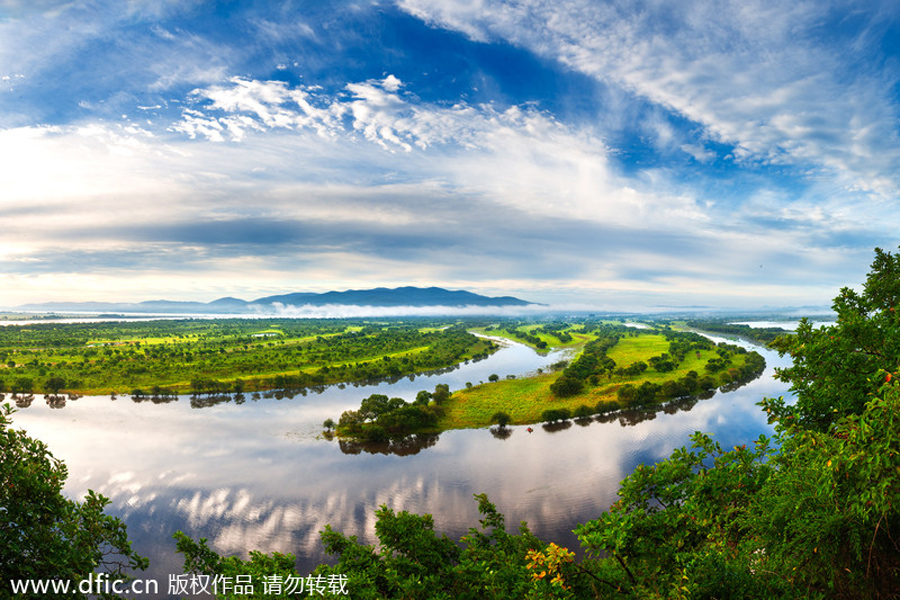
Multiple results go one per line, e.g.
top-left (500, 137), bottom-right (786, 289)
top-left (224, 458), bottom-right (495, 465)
top-left (396, 0), bottom-right (900, 199)
top-left (176, 77), bottom-right (344, 140)
top-left (0, 68), bottom-right (867, 310)
top-left (169, 74), bottom-right (713, 229)
top-left (680, 143), bottom-right (715, 163)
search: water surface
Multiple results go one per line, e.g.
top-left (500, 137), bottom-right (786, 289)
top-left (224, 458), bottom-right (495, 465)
top-left (9, 334), bottom-right (791, 597)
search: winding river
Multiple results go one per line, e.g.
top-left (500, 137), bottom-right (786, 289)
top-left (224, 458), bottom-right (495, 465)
top-left (9, 332), bottom-right (792, 598)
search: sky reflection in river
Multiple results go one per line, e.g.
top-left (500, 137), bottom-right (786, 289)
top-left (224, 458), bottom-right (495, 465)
top-left (9, 336), bottom-right (792, 597)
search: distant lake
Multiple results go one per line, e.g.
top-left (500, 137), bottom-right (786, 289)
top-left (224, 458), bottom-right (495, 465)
top-left (9, 333), bottom-right (791, 599)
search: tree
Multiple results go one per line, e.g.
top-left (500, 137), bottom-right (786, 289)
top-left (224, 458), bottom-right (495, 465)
top-left (576, 383), bottom-right (900, 598)
top-left (0, 403), bottom-right (148, 596)
top-left (769, 246), bottom-right (900, 430)
top-left (174, 494), bottom-right (579, 599)
top-left (358, 394), bottom-right (405, 421)
top-left (338, 409), bottom-right (364, 434)
top-left (541, 408), bottom-right (571, 423)
top-left (573, 404), bottom-right (593, 420)
top-left (490, 411), bottom-right (511, 428)
top-left (11, 377), bottom-right (33, 395)
top-left (549, 374), bottom-right (583, 398)
top-left (44, 376), bottom-right (67, 394)
top-left (431, 383), bottom-right (452, 404)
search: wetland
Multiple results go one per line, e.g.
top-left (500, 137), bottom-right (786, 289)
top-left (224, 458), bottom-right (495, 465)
top-left (5, 316), bottom-right (787, 597)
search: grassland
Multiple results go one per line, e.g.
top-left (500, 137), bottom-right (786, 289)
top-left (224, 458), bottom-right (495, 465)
top-left (471, 323), bottom-right (590, 350)
top-left (437, 332), bottom-right (762, 429)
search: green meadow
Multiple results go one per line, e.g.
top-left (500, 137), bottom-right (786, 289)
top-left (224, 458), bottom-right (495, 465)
top-left (438, 332), bottom-right (760, 429)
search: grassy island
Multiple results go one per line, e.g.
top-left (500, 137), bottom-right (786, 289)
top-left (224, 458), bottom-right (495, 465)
top-left (333, 323), bottom-right (767, 440)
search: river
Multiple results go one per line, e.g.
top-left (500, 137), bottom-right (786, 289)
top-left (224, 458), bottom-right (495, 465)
top-left (8, 332), bottom-right (792, 598)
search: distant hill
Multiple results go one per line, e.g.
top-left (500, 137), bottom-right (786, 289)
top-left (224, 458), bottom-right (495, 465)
top-left (254, 287), bottom-right (532, 308)
top-left (17, 286), bottom-right (537, 314)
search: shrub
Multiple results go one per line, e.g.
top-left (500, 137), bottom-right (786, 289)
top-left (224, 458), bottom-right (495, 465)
top-left (549, 375), bottom-right (583, 398)
top-left (541, 408), bottom-right (571, 423)
top-left (0, 404), bottom-right (148, 591)
top-left (573, 404), bottom-right (594, 419)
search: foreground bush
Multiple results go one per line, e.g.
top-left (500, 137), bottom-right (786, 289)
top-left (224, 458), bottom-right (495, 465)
top-left (0, 404), bottom-right (148, 599)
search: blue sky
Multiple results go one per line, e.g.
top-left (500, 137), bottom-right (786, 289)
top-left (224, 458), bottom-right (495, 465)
top-left (1, 0), bottom-right (899, 311)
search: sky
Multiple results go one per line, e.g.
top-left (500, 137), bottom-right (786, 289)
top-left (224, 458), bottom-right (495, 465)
top-left (1, 0), bottom-right (899, 312)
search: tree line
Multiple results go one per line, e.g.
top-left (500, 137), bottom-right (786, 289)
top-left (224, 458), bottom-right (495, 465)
top-left (0, 319), bottom-right (496, 397)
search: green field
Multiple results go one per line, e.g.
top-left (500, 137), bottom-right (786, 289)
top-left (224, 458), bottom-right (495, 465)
top-left (438, 374), bottom-right (559, 428)
top-left (471, 323), bottom-right (590, 350)
top-left (438, 332), bottom-right (762, 429)
top-left (605, 333), bottom-right (670, 364)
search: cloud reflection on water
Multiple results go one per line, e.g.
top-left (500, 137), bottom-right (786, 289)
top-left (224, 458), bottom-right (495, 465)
top-left (9, 336), bottom-right (789, 593)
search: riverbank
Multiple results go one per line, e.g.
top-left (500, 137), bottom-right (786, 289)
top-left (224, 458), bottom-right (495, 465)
top-left (334, 327), bottom-right (767, 436)
top-left (0, 318), bottom-right (497, 396)
top-left (8, 334), bottom-right (789, 592)
top-left (437, 333), bottom-right (764, 429)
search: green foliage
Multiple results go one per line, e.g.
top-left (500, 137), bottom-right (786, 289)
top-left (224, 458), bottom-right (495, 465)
top-left (432, 383), bottom-right (452, 404)
top-left (0, 318), bottom-right (497, 395)
top-left (0, 403), bottom-right (147, 598)
top-left (576, 383), bottom-right (900, 599)
top-left (174, 494), bottom-right (588, 599)
top-left (376, 404), bottom-right (438, 434)
top-left (11, 377), bottom-right (33, 394)
top-left (616, 361), bottom-right (648, 377)
top-left (755, 385), bottom-right (900, 597)
top-left (490, 411), bottom-right (511, 428)
top-left (647, 354), bottom-right (676, 372)
top-left (358, 394), bottom-right (405, 420)
top-left (336, 384), bottom-right (452, 439)
top-left (572, 404), bottom-right (593, 419)
top-left (540, 408), bottom-right (571, 423)
top-left (576, 432), bottom-right (778, 598)
top-left (770, 247), bottom-right (900, 430)
top-left (594, 399), bottom-right (618, 414)
top-left (549, 374), bottom-right (583, 398)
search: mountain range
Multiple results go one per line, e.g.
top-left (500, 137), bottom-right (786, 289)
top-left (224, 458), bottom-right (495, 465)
top-left (17, 287), bottom-right (537, 314)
